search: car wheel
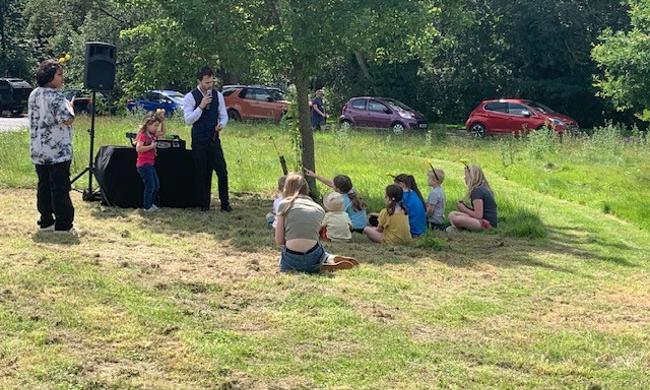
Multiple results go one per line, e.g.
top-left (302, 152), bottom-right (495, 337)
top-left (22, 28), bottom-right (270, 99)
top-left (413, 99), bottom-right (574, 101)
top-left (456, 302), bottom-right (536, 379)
top-left (11, 109), bottom-right (22, 117)
top-left (391, 122), bottom-right (405, 135)
top-left (228, 109), bottom-right (241, 121)
top-left (469, 123), bottom-right (486, 138)
top-left (340, 120), bottom-right (352, 130)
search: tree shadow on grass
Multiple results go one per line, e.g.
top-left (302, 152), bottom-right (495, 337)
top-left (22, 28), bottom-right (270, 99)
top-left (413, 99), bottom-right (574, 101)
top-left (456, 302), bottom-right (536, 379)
top-left (89, 193), bottom-right (637, 274)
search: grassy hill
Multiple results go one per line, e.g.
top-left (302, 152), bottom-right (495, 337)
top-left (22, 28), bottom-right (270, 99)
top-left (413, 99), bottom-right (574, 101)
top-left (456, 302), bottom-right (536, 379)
top-left (1, 117), bottom-right (649, 389)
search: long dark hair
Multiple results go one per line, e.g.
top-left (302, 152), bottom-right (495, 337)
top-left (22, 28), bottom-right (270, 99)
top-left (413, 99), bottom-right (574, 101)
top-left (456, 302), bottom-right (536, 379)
top-left (385, 184), bottom-right (407, 216)
top-left (394, 174), bottom-right (426, 210)
top-left (333, 175), bottom-right (366, 212)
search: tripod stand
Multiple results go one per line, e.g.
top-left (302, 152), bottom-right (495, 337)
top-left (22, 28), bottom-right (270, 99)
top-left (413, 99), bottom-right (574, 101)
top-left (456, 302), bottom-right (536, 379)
top-left (70, 90), bottom-right (110, 204)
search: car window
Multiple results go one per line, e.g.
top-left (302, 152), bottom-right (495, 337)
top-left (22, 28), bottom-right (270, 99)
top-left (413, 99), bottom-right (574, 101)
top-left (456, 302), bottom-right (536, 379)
top-left (240, 88), bottom-right (253, 100)
top-left (368, 100), bottom-right (389, 113)
top-left (255, 88), bottom-right (272, 101)
top-left (508, 103), bottom-right (529, 115)
top-left (351, 99), bottom-right (366, 110)
top-left (146, 92), bottom-right (160, 101)
top-left (269, 89), bottom-right (285, 100)
top-left (484, 102), bottom-right (507, 113)
top-left (222, 89), bottom-right (235, 97)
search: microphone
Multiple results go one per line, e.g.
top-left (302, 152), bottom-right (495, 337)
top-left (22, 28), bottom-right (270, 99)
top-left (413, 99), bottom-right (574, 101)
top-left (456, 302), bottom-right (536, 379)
top-left (205, 89), bottom-right (212, 110)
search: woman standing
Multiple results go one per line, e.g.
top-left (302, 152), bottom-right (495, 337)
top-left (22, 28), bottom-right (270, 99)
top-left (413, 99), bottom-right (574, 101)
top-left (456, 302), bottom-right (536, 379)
top-left (28, 59), bottom-right (76, 234)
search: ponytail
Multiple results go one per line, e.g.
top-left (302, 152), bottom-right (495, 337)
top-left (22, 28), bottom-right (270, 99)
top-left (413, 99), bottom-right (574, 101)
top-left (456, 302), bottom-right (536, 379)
top-left (394, 174), bottom-right (426, 210)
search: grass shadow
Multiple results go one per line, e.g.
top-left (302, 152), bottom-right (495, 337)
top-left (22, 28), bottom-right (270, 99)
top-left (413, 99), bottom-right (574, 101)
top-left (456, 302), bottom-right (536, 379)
top-left (88, 192), bottom-right (637, 274)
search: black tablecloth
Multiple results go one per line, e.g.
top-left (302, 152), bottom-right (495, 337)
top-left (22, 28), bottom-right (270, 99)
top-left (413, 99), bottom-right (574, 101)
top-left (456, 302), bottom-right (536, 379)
top-left (95, 146), bottom-right (202, 208)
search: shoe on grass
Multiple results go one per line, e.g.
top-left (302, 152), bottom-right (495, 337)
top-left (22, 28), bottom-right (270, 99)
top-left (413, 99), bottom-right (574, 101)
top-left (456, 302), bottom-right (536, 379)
top-left (445, 226), bottom-right (459, 233)
top-left (54, 227), bottom-right (78, 236)
top-left (321, 255), bottom-right (359, 272)
top-left (39, 223), bottom-right (55, 232)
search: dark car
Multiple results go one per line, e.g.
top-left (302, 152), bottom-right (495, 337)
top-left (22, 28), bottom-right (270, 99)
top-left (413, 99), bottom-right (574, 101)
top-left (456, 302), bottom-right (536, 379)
top-left (0, 78), bottom-right (33, 117)
top-left (465, 99), bottom-right (579, 137)
top-left (339, 97), bottom-right (427, 134)
top-left (126, 90), bottom-right (185, 116)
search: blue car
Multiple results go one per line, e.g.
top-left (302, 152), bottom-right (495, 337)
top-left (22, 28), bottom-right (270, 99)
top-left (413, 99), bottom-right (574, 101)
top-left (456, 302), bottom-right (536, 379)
top-left (126, 90), bottom-right (185, 116)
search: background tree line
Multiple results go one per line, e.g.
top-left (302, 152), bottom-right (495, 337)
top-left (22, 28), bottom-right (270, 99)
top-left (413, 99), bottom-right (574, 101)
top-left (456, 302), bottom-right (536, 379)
top-left (0, 0), bottom-right (647, 129)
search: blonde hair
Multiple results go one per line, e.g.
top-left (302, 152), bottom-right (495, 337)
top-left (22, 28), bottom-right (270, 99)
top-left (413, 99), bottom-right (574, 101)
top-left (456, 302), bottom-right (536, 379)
top-left (138, 112), bottom-right (161, 134)
top-left (323, 192), bottom-right (345, 212)
top-left (279, 173), bottom-right (310, 215)
top-left (428, 168), bottom-right (445, 184)
top-left (464, 165), bottom-right (493, 198)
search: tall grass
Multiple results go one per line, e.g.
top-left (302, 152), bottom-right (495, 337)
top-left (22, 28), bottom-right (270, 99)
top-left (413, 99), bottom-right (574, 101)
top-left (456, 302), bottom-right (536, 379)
top-left (1, 117), bottom-right (649, 233)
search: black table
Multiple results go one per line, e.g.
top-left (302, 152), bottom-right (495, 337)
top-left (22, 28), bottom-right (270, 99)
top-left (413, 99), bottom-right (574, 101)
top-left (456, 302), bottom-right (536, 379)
top-left (95, 146), bottom-right (202, 208)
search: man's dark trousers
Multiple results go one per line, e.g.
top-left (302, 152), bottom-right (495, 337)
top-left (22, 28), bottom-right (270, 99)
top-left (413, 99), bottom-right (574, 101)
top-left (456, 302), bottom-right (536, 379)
top-left (35, 161), bottom-right (75, 230)
top-left (193, 138), bottom-right (229, 210)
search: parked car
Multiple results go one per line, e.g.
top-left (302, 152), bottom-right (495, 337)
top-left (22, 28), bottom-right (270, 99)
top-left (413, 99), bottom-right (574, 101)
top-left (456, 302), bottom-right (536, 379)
top-left (465, 99), bottom-right (579, 137)
top-left (63, 89), bottom-right (113, 115)
top-left (0, 78), bottom-right (32, 117)
top-left (126, 90), bottom-right (185, 116)
top-left (222, 85), bottom-right (288, 122)
top-left (339, 97), bottom-right (428, 134)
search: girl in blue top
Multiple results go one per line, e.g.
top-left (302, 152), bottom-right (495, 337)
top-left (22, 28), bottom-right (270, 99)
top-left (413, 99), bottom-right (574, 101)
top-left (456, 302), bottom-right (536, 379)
top-left (304, 169), bottom-right (368, 232)
top-left (394, 174), bottom-right (427, 237)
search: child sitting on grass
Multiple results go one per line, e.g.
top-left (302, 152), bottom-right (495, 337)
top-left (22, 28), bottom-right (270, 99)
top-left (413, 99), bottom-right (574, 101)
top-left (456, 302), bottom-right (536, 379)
top-left (363, 184), bottom-right (412, 245)
top-left (304, 169), bottom-right (368, 232)
top-left (447, 165), bottom-right (498, 232)
top-left (426, 167), bottom-right (447, 231)
top-left (394, 174), bottom-right (427, 237)
top-left (321, 192), bottom-right (352, 242)
top-left (266, 175), bottom-right (287, 229)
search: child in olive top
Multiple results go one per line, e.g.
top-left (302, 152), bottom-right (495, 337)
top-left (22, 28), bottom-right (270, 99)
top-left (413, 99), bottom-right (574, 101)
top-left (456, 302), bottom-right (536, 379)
top-left (448, 165), bottom-right (497, 231)
top-left (363, 185), bottom-right (412, 245)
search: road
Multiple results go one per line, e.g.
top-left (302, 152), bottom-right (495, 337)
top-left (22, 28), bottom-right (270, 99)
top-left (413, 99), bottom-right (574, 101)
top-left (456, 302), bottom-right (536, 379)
top-left (0, 116), bottom-right (29, 132)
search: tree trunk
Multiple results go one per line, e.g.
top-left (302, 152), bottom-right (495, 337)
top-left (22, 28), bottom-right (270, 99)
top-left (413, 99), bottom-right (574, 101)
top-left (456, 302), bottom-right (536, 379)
top-left (354, 51), bottom-right (371, 80)
top-left (292, 61), bottom-right (318, 198)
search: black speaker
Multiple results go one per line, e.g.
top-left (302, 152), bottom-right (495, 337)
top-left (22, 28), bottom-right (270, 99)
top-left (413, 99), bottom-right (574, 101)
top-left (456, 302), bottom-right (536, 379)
top-left (84, 42), bottom-right (116, 91)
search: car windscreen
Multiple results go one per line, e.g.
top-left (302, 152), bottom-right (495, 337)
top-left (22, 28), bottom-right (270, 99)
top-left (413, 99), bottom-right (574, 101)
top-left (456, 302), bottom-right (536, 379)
top-left (385, 99), bottom-right (414, 112)
top-left (268, 89), bottom-right (286, 100)
top-left (525, 101), bottom-right (557, 114)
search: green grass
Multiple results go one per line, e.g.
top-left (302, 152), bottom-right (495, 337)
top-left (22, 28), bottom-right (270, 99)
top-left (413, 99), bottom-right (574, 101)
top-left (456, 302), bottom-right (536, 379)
top-left (1, 117), bottom-right (650, 388)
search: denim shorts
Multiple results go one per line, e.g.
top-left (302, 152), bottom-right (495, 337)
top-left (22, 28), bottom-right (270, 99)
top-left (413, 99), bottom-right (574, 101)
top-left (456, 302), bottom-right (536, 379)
top-left (279, 243), bottom-right (328, 273)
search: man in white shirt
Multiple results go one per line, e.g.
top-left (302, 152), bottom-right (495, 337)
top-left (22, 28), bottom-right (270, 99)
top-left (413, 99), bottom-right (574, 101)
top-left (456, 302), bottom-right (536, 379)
top-left (183, 66), bottom-right (231, 212)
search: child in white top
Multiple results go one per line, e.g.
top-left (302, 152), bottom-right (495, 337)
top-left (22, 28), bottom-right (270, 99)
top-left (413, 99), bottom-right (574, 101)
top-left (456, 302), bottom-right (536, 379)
top-left (322, 192), bottom-right (352, 241)
top-left (267, 175), bottom-right (287, 228)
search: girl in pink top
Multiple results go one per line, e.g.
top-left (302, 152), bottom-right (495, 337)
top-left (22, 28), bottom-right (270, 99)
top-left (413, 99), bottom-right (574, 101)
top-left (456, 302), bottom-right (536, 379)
top-left (135, 111), bottom-right (165, 211)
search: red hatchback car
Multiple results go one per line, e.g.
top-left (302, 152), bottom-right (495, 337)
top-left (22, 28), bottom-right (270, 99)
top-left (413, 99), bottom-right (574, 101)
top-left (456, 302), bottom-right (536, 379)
top-left (465, 99), bottom-right (579, 137)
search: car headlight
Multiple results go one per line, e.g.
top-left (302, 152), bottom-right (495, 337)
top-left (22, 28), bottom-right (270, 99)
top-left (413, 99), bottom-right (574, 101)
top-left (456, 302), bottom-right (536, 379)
top-left (398, 110), bottom-right (414, 120)
top-left (550, 118), bottom-right (565, 126)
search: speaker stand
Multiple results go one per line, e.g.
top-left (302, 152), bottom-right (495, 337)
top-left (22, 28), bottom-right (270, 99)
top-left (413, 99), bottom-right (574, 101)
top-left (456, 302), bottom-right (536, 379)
top-left (71, 91), bottom-right (111, 205)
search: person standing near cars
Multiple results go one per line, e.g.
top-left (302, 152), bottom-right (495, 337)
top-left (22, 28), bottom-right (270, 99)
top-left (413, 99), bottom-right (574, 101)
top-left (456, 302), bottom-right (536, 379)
top-left (28, 59), bottom-right (76, 234)
top-left (183, 66), bottom-right (231, 212)
top-left (311, 89), bottom-right (326, 130)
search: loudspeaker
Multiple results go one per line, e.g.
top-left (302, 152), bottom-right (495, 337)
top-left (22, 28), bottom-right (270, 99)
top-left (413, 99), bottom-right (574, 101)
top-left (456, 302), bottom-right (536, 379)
top-left (84, 42), bottom-right (116, 91)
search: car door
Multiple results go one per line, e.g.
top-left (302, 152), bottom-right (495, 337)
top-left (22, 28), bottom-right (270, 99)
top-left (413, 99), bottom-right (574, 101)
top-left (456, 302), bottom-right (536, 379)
top-left (482, 102), bottom-right (509, 132)
top-left (347, 98), bottom-right (369, 127)
top-left (254, 88), bottom-right (278, 120)
top-left (367, 100), bottom-right (393, 128)
top-left (507, 103), bottom-right (535, 133)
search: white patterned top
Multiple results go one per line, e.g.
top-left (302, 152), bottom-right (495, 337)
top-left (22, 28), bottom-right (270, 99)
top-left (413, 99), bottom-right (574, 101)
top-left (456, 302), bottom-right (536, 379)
top-left (28, 87), bottom-right (74, 165)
